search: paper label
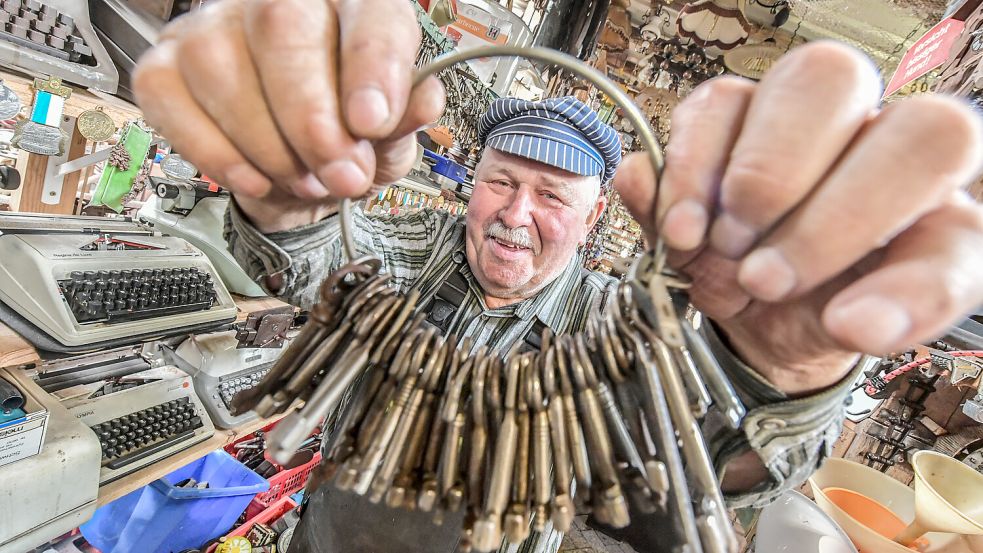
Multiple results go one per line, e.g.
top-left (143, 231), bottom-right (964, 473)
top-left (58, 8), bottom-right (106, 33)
top-left (0, 415), bottom-right (46, 468)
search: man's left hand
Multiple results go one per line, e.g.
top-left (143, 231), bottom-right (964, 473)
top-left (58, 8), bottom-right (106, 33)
top-left (614, 41), bottom-right (983, 396)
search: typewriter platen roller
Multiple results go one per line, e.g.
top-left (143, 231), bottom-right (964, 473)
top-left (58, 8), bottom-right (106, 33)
top-left (0, 213), bottom-right (237, 351)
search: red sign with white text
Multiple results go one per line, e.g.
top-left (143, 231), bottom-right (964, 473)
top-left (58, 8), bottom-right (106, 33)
top-left (884, 17), bottom-right (965, 98)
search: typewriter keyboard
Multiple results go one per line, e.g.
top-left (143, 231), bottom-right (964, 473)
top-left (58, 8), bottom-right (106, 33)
top-left (58, 267), bottom-right (218, 325)
top-left (91, 397), bottom-right (204, 468)
top-left (0, 0), bottom-right (94, 65)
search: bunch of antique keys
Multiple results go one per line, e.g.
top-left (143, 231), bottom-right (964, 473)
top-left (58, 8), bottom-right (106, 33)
top-left (231, 47), bottom-right (747, 553)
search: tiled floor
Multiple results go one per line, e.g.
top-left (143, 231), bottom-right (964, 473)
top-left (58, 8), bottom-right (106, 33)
top-left (557, 517), bottom-right (640, 553)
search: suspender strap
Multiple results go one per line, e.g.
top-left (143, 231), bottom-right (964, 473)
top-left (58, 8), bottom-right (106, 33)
top-left (422, 266), bottom-right (469, 333)
top-left (517, 317), bottom-right (549, 354)
top-left (419, 253), bottom-right (552, 351)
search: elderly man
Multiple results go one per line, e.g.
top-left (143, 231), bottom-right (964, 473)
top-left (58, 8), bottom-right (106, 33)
top-left (133, 1), bottom-right (983, 551)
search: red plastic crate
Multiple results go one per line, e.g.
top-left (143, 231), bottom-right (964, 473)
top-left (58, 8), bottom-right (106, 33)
top-left (223, 421), bottom-right (279, 456)
top-left (244, 451), bottom-right (321, 519)
top-left (205, 496), bottom-right (298, 553)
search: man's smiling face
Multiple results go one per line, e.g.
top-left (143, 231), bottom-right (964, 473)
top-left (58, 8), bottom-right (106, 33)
top-left (465, 148), bottom-right (607, 303)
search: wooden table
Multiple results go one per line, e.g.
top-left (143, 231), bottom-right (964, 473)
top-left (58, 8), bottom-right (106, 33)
top-left (0, 294), bottom-right (297, 508)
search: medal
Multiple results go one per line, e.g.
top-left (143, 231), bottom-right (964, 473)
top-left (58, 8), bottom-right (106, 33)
top-left (77, 106), bottom-right (116, 142)
top-left (160, 153), bottom-right (198, 181)
top-left (13, 77), bottom-right (72, 156)
top-left (0, 80), bottom-right (22, 120)
top-left (11, 119), bottom-right (67, 156)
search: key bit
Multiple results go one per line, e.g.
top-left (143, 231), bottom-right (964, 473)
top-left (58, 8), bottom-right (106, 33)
top-left (352, 360), bottom-right (423, 495)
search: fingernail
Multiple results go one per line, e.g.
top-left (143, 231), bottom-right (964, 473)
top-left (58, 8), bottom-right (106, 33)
top-left (738, 247), bottom-right (796, 301)
top-left (662, 199), bottom-right (708, 251)
top-left (347, 86), bottom-right (391, 134)
top-left (318, 160), bottom-right (368, 196)
top-left (824, 296), bottom-right (911, 353)
top-left (292, 173), bottom-right (330, 199)
top-left (224, 164), bottom-right (272, 197)
top-left (710, 213), bottom-right (757, 258)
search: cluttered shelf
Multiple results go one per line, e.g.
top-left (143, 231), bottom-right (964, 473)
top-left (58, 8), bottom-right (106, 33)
top-left (0, 293), bottom-right (298, 507)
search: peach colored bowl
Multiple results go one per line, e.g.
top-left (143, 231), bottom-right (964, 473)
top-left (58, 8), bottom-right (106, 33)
top-left (808, 458), bottom-right (983, 553)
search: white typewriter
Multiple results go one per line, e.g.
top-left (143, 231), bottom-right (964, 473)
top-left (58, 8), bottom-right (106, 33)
top-left (168, 330), bottom-right (291, 429)
top-left (0, 213), bottom-right (237, 351)
top-left (0, 0), bottom-right (117, 92)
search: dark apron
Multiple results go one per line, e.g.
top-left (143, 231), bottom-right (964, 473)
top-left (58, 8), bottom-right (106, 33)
top-left (291, 484), bottom-right (467, 552)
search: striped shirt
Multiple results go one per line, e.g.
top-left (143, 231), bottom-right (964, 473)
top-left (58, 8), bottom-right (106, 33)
top-left (224, 202), bottom-right (863, 553)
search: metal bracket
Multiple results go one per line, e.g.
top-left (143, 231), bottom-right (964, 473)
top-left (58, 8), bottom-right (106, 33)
top-left (235, 306), bottom-right (295, 348)
top-left (963, 393), bottom-right (983, 423)
top-left (40, 115), bottom-right (75, 205)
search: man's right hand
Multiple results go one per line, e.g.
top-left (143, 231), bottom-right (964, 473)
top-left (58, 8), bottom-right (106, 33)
top-left (133, 0), bottom-right (446, 233)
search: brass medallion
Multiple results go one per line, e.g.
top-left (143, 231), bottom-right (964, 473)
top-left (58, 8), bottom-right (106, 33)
top-left (77, 106), bottom-right (116, 142)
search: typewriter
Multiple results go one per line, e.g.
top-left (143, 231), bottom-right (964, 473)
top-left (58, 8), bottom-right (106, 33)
top-left (138, 178), bottom-right (267, 297)
top-left (168, 330), bottom-right (292, 429)
top-left (0, 213), bottom-right (237, 352)
top-left (0, 0), bottom-right (117, 92)
top-left (40, 345), bottom-right (216, 485)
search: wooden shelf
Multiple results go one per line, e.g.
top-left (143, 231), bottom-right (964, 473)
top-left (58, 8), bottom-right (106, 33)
top-left (96, 412), bottom-right (289, 507)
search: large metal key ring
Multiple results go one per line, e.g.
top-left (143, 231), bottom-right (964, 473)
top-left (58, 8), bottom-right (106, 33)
top-left (338, 45), bottom-right (667, 265)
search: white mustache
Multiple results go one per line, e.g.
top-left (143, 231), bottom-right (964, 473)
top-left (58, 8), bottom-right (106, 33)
top-left (486, 221), bottom-right (534, 250)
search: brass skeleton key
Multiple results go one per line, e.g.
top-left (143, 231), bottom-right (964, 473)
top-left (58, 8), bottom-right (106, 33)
top-left (586, 336), bottom-right (658, 515)
top-left (335, 331), bottom-right (422, 491)
top-left (419, 336), bottom-right (466, 512)
top-left (472, 355), bottom-right (521, 552)
top-left (389, 336), bottom-right (452, 508)
top-left (609, 306), bottom-right (671, 503)
top-left (527, 350), bottom-right (553, 533)
top-left (541, 331), bottom-right (574, 533)
top-left (644, 325), bottom-right (735, 553)
top-left (504, 354), bottom-right (533, 545)
top-left (555, 336), bottom-right (592, 510)
top-left (625, 316), bottom-right (704, 553)
top-left (466, 352), bottom-right (490, 520)
top-left (371, 334), bottom-right (446, 504)
top-left (351, 328), bottom-right (436, 495)
top-left (570, 336), bottom-right (629, 528)
top-left (234, 258), bottom-right (377, 417)
top-left (434, 353), bottom-right (472, 519)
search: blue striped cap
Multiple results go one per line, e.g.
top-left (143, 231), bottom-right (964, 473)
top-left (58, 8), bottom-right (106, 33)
top-left (478, 96), bottom-right (622, 185)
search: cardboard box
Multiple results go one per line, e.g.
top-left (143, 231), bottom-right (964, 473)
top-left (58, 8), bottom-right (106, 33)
top-left (0, 368), bottom-right (48, 469)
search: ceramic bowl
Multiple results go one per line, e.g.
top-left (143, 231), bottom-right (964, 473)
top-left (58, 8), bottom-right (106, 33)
top-left (808, 457), bottom-right (982, 553)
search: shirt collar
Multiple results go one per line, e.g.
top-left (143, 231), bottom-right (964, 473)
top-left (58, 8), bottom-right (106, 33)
top-left (461, 250), bottom-right (585, 321)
